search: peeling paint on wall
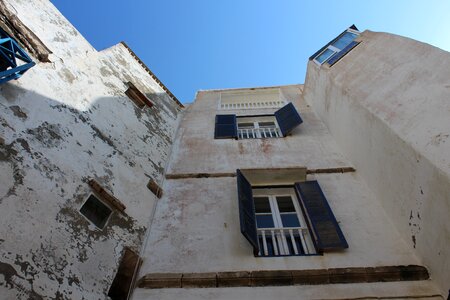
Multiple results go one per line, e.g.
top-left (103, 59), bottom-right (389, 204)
top-left (0, 0), bottom-right (182, 298)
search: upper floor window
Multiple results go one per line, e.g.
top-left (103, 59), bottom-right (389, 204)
top-left (237, 116), bottom-right (281, 139)
top-left (125, 81), bottom-right (154, 109)
top-left (311, 25), bottom-right (360, 66)
top-left (214, 102), bottom-right (303, 140)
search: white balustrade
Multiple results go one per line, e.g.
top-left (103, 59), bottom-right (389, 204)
top-left (257, 227), bottom-right (312, 256)
top-left (237, 127), bottom-right (281, 139)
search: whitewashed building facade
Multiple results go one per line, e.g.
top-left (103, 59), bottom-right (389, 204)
top-left (0, 1), bottom-right (449, 300)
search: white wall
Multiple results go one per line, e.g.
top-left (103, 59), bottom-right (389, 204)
top-left (0, 0), bottom-right (182, 298)
top-left (303, 30), bottom-right (450, 295)
top-left (137, 86), bottom-right (428, 298)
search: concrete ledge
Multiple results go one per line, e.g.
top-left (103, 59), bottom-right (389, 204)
top-left (292, 269), bottom-right (330, 285)
top-left (138, 265), bottom-right (429, 289)
top-left (166, 173), bottom-right (236, 180)
top-left (251, 270), bottom-right (292, 286)
top-left (165, 167), bottom-right (356, 180)
top-left (182, 272), bottom-right (217, 288)
top-left (137, 273), bottom-right (182, 289)
top-left (217, 271), bottom-right (251, 287)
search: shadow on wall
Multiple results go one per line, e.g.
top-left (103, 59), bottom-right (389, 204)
top-left (0, 82), bottom-right (178, 299)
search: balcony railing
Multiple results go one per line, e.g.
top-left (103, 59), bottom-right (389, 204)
top-left (238, 127), bottom-right (281, 139)
top-left (257, 227), bottom-right (314, 256)
top-left (0, 31), bottom-right (35, 84)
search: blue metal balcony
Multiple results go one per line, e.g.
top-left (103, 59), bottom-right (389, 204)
top-left (0, 28), bottom-right (35, 84)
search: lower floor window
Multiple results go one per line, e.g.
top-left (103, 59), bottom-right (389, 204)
top-left (236, 169), bottom-right (348, 257)
top-left (253, 188), bottom-right (316, 256)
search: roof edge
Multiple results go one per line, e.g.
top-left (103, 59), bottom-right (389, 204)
top-left (197, 83), bottom-right (303, 94)
top-left (119, 41), bottom-right (184, 108)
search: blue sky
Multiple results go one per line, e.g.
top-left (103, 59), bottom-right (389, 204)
top-left (51, 0), bottom-right (450, 103)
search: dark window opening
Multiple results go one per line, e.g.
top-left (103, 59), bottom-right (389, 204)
top-left (108, 247), bottom-right (142, 300)
top-left (125, 81), bottom-right (154, 109)
top-left (80, 194), bottom-right (112, 229)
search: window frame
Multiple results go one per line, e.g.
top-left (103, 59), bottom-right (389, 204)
top-left (253, 187), bottom-right (317, 257)
top-left (214, 102), bottom-right (303, 140)
top-left (236, 116), bottom-right (282, 139)
top-left (312, 27), bottom-right (360, 66)
top-left (236, 168), bottom-right (348, 257)
top-left (79, 193), bottom-right (113, 230)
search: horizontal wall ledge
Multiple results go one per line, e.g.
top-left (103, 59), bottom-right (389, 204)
top-left (306, 167), bottom-right (356, 174)
top-left (165, 173), bottom-right (236, 180)
top-left (165, 167), bottom-right (356, 180)
top-left (137, 265), bottom-right (428, 289)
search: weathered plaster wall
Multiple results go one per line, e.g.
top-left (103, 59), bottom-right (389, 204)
top-left (168, 86), bottom-right (350, 174)
top-left (136, 86), bottom-right (432, 298)
top-left (0, 0), bottom-right (181, 299)
top-left (140, 174), bottom-right (418, 273)
top-left (303, 30), bottom-right (450, 294)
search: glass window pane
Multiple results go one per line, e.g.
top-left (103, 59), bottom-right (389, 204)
top-left (254, 197), bottom-right (271, 213)
top-left (256, 215), bottom-right (274, 228)
top-left (238, 123), bottom-right (255, 129)
top-left (332, 32), bottom-right (358, 50)
top-left (276, 196), bottom-right (295, 212)
top-left (315, 48), bottom-right (335, 64)
top-left (281, 214), bottom-right (300, 227)
top-left (258, 122), bottom-right (276, 128)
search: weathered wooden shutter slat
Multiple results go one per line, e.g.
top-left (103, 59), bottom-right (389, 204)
top-left (294, 181), bottom-right (348, 252)
top-left (327, 41), bottom-right (360, 66)
top-left (274, 102), bottom-right (303, 136)
top-left (236, 169), bottom-right (259, 255)
top-left (214, 114), bottom-right (237, 139)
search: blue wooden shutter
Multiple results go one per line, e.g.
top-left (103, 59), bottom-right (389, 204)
top-left (274, 102), bottom-right (303, 136)
top-left (214, 114), bottom-right (237, 139)
top-left (327, 41), bottom-right (360, 66)
top-left (236, 169), bottom-right (259, 255)
top-left (294, 181), bottom-right (348, 252)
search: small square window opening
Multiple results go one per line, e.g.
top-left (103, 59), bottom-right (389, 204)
top-left (80, 194), bottom-right (113, 229)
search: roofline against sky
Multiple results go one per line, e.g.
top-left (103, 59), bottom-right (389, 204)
top-left (196, 83), bottom-right (303, 94)
top-left (119, 41), bottom-right (184, 108)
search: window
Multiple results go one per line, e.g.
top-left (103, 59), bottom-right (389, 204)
top-left (80, 194), bottom-right (113, 229)
top-left (236, 169), bottom-right (348, 257)
top-left (311, 25), bottom-right (360, 66)
top-left (237, 116), bottom-right (281, 139)
top-left (125, 81), bottom-right (154, 109)
top-left (254, 188), bottom-right (316, 256)
top-left (108, 247), bottom-right (141, 300)
top-left (214, 102), bottom-right (303, 139)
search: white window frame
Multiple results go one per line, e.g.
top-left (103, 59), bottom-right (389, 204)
top-left (253, 188), bottom-right (316, 256)
top-left (313, 28), bottom-right (360, 66)
top-left (237, 116), bottom-right (281, 139)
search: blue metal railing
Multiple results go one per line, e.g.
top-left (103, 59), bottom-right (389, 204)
top-left (0, 28), bottom-right (35, 84)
